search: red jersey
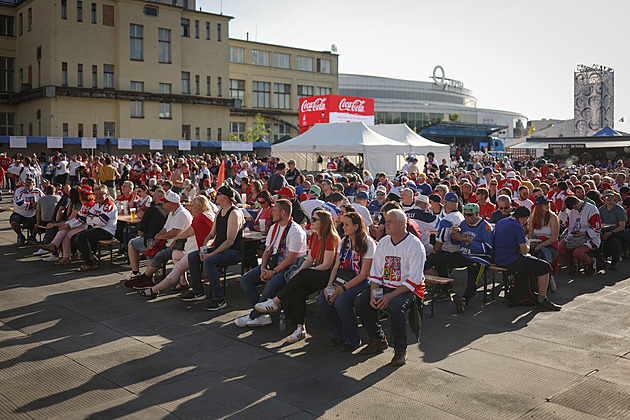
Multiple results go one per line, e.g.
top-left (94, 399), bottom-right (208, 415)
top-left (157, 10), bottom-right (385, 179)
top-left (478, 202), bottom-right (496, 221)
top-left (498, 178), bottom-right (521, 194)
top-left (0, 157), bottom-right (10, 170)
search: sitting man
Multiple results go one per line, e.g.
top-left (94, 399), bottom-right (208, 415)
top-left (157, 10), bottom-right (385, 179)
top-left (72, 184), bottom-right (118, 271)
top-left (367, 185), bottom-right (388, 216)
top-left (11, 177), bottom-right (44, 246)
top-left (126, 189), bottom-right (193, 288)
top-left (276, 186), bottom-right (310, 226)
top-left (494, 206), bottom-right (561, 310)
top-left (558, 196), bottom-right (601, 275)
top-left (235, 199), bottom-right (307, 327)
top-left (489, 194), bottom-right (513, 224)
top-left (182, 186), bottom-right (245, 311)
top-left (597, 190), bottom-right (627, 270)
top-left (355, 208), bottom-right (425, 367)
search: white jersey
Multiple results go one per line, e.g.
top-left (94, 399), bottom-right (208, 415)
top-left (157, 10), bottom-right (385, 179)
top-left (88, 198), bottom-right (118, 235)
top-left (13, 187), bottom-right (44, 217)
top-left (351, 202), bottom-right (374, 228)
top-left (514, 198), bottom-right (533, 210)
top-left (55, 159), bottom-right (69, 175)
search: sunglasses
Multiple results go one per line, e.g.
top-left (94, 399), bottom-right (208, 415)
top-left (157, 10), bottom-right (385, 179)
top-left (464, 213), bottom-right (474, 217)
top-left (490, 183), bottom-right (497, 186)
top-left (376, 192), bottom-right (385, 196)
top-left (311, 217), bottom-right (320, 222)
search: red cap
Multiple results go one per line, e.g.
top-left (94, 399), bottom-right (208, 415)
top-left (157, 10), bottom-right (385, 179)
top-left (79, 185), bottom-right (93, 194)
top-left (277, 186), bottom-right (294, 198)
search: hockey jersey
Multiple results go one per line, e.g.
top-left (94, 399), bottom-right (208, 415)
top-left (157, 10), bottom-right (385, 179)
top-left (436, 210), bottom-right (465, 253)
top-left (13, 187), bottom-right (44, 217)
top-left (88, 198), bottom-right (118, 235)
top-left (564, 202), bottom-right (601, 249)
top-left (453, 218), bottom-right (493, 266)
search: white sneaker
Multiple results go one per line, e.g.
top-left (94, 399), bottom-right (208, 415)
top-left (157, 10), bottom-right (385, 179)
top-left (33, 248), bottom-right (50, 256)
top-left (254, 298), bottom-right (280, 313)
top-left (43, 255), bottom-right (60, 262)
top-left (126, 271), bottom-right (140, 280)
top-left (549, 275), bottom-right (557, 292)
top-left (247, 314), bottom-right (272, 327)
top-left (286, 326), bottom-right (307, 343)
top-left (234, 314), bottom-right (252, 328)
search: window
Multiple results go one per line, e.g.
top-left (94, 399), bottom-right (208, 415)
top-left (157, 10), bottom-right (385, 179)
top-left (195, 127), bottom-right (199, 140)
top-left (230, 122), bottom-right (245, 140)
top-left (92, 123), bottom-right (97, 137)
top-left (0, 113), bottom-right (14, 135)
top-left (104, 121), bottom-right (115, 138)
top-left (317, 58), bottom-right (331, 74)
top-left (27, 8), bottom-right (32, 32)
top-left (18, 13), bottom-right (22, 36)
top-left (252, 81), bottom-right (270, 108)
top-left (316, 86), bottom-right (331, 95)
top-left (230, 47), bottom-right (244, 63)
top-left (182, 125), bottom-right (190, 140)
top-left (206, 127), bottom-right (211, 140)
top-left (181, 72), bottom-right (190, 93)
top-left (206, 76), bottom-right (210, 96)
top-left (77, 1), bottom-right (82, 22)
top-left (229, 79), bottom-right (244, 102)
top-left (274, 83), bottom-right (291, 109)
top-left (217, 127), bottom-right (222, 141)
top-left (130, 81), bottom-right (143, 92)
top-left (159, 102), bottom-right (171, 119)
top-left (158, 28), bottom-right (171, 63)
top-left (159, 82), bottom-right (171, 94)
top-left (0, 15), bottom-right (14, 36)
top-left (217, 77), bottom-right (222, 97)
top-left (131, 100), bottom-right (143, 118)
top-left (103, 64), bottom-right (114, 89)
top-left (297, 85), bottom-right (313, 98)
top-left (194, 20), bottom-right (199, 38)
top-left (77, 63), bottom-right (83, 87)
top-left (192, 75), bottom-right (198, 94)
top-left (274, 124), bottom-right (288, 142)
top-left (0, 57), bottom-right (14, 92)
top-left (78, 123), bottom-right (83, 137)
top-left (91, 65), bottom-right (97, 88)
top-left (274, 53), bottom-right (289, 69)
top-left (298, 56), bottom-right (312, 72)
top-left (181, 18), bottom-right (189, 37)
top-left (144, 5), bottom-right (159, 16)
top-left (61, 62), bottom-right (68, 86)
top-left (252, 50), bottom-right (269, 66)
top-left (61, 0), bottom-right (67, 19)
top-left (216, 23), bottom-right (221, 41)
top-left (205, 22), bottom-right (210, 39)
top-left (102, 4), bottom-right (114, 26)
top-left (91, 3), bottom-right (96, 23)
top-left (62, 123), bottom-right (69, 137)
top-left (130, 24), bottom-right (143, 60)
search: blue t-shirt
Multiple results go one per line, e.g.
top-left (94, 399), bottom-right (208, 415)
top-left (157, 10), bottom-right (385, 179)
top-left (493, 217), bottom-right (526, 266)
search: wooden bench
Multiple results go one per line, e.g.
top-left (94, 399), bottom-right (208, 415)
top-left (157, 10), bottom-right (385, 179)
top-left (425, 274), bottom-right (455, 318)
top-left (97, 238), bottom-right (120, 269)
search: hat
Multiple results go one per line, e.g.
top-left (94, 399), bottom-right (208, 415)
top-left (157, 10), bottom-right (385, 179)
top-left (444, 192), bottom-right (459, 203)
top-left (507, 171), bottom-right (516, 179)
top-left (309, 185), bottom-right (321, 196)
top-left (376, 185), bottom-right (387, 194)
top-left (534, 195), bottom-right (550, 205)
top-left (79, 185), bottom-right (93, 194)
top-left (217, 185), bottom-right (235, 202)
top-left (387, 192), bottom-right (401, 203)
top-left (277, 186), bottom-right (294, 198)
top-left (364, 174), bottom-right (373, 182)
top-left (238, 170), bottom-right (249, 179)
top-left (356, 191), bottom-right (369, 200)
top-left (416, 195), bottom-right (429, 205)
top-left (358, 184), bottom-right (369, 191)
top-left (513, 205), bottom-right (531, 218)
top-left (183, 179), bottom-right (191, 187)
top-left (603, 189), bottom-right (615, 198)
top-left (483, 167), bottom-right (493, 174)
top-left (161, 190), bottom-right (180, 203)
top-left (329, 192), bottom-right (346, 203)
top-left (321, 178), bottom-right (332, 185)
top-left (417, 173), bottom-right (426, 179)
top-left (405, 181), bottom-right (417, 192)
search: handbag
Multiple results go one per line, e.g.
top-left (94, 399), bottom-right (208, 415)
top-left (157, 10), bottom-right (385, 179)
top-left (265, 223), bottom-right (291, 271)
top-left (565, 234), bottom-right (588, 249)
top-left (172, 238), bottom-right (187, 251)
top-left (332, 268), bottom-right (355, 287)
top-left (145, 239), bottom-right (167, 257)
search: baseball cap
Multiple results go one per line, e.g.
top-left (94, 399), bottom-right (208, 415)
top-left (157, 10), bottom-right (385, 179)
top-left (387, 192), bottom-right (401, 203)
top-left (160, 190), bottom-right (180, 203)
top-left (534, 195), bottom-right (550, 205)
top-left (277, 186), bottom-right (294, 199)
top-left (357, 184), bottom-right (369, 191)
top-left (507, 171), bottom-right (516, 179)
top-left (79, 185), bottom-right (93, 194)
top-left (603, 189), bottom-right (615, 198)
top-left (376, 185), bottom-right (387, 194)
top-left (513, 205), bottom-right (531, 218)
top-left (217, 185), bottom-right (235, 202)
top-left (429, 193), bottom-right (441, 204)
top-left (329, 192), bottom-right (346, 203)
top-left (444, 192), bottom-right (459, 203)
top-left (238, 170), bottom-right (249, 179)
top-left (309, 185), bottom-right (321, 196)
top-left (356, 191), bottom-right (369, 200)
top-left (483, 167), bottom-right (493, 174)
top-left (416, 195), bottom-right (429, 205)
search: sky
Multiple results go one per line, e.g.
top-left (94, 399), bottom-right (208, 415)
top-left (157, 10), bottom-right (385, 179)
top-left (198, 0), bottom-right (630, 132)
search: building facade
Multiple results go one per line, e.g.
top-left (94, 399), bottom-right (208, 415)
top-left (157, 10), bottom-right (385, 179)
top-left (228, 39), bottom-right (338, 142)
top-left (0, 0), bottom-right (233, 143)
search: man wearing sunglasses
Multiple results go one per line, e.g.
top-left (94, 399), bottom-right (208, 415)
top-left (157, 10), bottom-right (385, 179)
top-left (367, 185), bottom-right (388, 216)
top-left (489, 195), bottom-right (512, 224)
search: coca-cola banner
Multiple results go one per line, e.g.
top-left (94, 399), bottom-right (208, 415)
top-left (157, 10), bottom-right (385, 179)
top-left (299, 95), bottom-right (374, 133)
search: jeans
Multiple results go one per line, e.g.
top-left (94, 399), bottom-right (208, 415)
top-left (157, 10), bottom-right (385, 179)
top-left (150, 247), bottom-right (174, 268)
top-left (602, 233), bottom-right (623, 265)
top-left (188, 247), bottom-right (242, 300)
top-left (317, 284), bottom-right (366, 346)
top-left (240, 265), bottom-right (289, 319)
top-left (355, 286), bottom-right (416, 351)
top-left (74, 227), bottom-right (113, 265)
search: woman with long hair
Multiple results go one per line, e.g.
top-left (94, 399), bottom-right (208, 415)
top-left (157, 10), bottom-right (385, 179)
top-left (317, 212), bottom-right (376, 351)
top-left (249, 180), bottom-right (262, 207)
top-left (253, 190), bottom-right (273, 233)
top-left (528, 195), bottom-right (560, 291)
top-left (256, 210), bottom-right (340, 343)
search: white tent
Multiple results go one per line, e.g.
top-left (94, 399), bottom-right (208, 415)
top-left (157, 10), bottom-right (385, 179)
top-left (369, 123), bottom-right (451, 166)
top-left (271, 122), bottom-right (409, 175)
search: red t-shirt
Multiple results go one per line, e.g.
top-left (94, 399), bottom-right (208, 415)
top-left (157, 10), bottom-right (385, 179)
top-left (116, 193), bottom-right (137, 203)
top-left (498, 178), bottom-right (521, 194)
top-left (478, 202), bottom-right (496, 221)
top-left (192, 211), bottom-right (215, 248)
top-left (308, 233), bottom-right (336, 263)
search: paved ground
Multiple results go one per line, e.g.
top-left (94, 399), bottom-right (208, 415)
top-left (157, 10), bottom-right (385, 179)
top-left (1, 195), bottom-right (630, 419)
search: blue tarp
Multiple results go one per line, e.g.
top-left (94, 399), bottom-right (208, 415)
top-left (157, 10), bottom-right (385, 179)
top-left (592, 126), bottom-right (621, 137)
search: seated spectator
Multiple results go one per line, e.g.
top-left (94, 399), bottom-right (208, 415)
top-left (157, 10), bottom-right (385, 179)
top-left (276, 186), bottom-right (309, 226)
top-left (253, 190), bottom-right (273, 233)
top-left (404, 195), bottom-right (438, 254)
top-left (558, 196), bottom-right (601, 275)
top-left (494, 206), bottom-right (560, 310)
top-left (235, 199), bottom-right (307, 327)
top-left (428, 193), bottom-right (443, 217)
top-left (11, 177), bottom-right (44, 246)
top-left (134, 185), bottom-right (152, 217)
top-left (475, 188), bottom-right (495, 221)
top-left (367, 185), bottom-right (388, 215)
top-left (181, 179), bottom-right (196, 202)
top-left (515, 186), bottom-right (533, 210)
top-left (355, 208), bottom-right (426, 367)
top-left (34, 185), bottom-right (60, 243)
top-left (598, 190), bottom-right (627, 270)
top-left (489, 195), bottom-right (512, 224)
top-left (255, 210), bottom-right (339, 343)
top-left (528, 195), bottom-right (560, 291)
top-left (317, 212), bottom-right (376, 351)
top-left (39, 186), bottom-right (80, 261)
top-left (351, 190), bottom-right (375, 230)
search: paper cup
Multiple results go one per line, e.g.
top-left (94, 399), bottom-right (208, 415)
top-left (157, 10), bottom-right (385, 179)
top-left (373, 288), bottom-right (384, 299)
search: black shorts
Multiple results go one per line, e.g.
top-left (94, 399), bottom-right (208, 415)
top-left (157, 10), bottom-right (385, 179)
top-left (502, 254), bottom-right (551, 277)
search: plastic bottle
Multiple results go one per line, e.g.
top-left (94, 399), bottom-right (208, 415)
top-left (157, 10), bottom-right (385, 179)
top-left (279, 310), bottom-right (286, 332)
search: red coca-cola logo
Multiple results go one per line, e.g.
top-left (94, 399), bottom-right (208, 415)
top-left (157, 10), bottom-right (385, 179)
top-left (338, 98), bottom-right (366, 113)
top-left (301, 97), bottom-right (327, 113)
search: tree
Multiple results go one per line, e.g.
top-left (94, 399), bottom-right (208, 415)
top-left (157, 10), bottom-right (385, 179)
top-left (229, 113), bottom-right (270, 142)
top-left (449, 113), bottom-right (460, 121)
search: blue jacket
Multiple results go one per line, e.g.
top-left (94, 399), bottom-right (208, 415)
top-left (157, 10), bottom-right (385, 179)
top-left (451, 218), bottom-right (493, 266)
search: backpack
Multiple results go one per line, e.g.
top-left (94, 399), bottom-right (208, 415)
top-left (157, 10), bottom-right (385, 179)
top-left (505, 271), bottom-right (537, 307)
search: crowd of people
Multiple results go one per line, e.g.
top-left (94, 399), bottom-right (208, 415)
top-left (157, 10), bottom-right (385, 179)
top-left (5, 148), bottom-right (630, 367)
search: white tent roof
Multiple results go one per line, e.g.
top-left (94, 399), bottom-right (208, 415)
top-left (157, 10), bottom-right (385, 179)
top-left (369, 123), bottom-right (450, 163)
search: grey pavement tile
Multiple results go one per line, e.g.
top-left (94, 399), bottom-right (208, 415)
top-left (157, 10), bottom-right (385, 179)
top-left (276, 411), bottom-right (318, 420)
top-left (0, 320), bottom-right (28, 342)
top-left (0, 287), bottom-right (47, 311)
top-left (431, 348), bottom-right (583, 399)
top-left (0, 392), bottom-right (33, 420)
top-left (49, 395), bottom-right (176, 420)
top-left (309, 387), bottom-right (462, 420)
top-left (550, 377), bottom-right (630, 419)
top-left (36, 322), bottom-right (130, 356)
top-left (517, 402), bottom-right (606, 420)
top-left (591, 357), bottom-right (630, 387)
top-left (0, 304), bottom-right (94, 335)
top-left (469, 332), bottom-right (618, 376)
top-left (0, 339), bottom-right (66, 380)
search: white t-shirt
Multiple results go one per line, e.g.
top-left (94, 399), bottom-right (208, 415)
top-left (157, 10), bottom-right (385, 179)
top-left (351, 202), bottom-right (374, 228)
top-left (68, 160), bottom-right (84, 174)
top-left (55, 160), bottom-right (69, 175)
top-left (164, 206), bottom-right (193, 246)
top-left (302, 198), bottom-right (325, 217)
top-left (514, 198), bottom-right (533, 210)
top-left (265, 220), bottom-right (308, 261)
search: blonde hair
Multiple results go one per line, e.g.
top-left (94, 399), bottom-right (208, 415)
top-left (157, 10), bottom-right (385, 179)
top-left (192, 195), bottom-right (211, 212)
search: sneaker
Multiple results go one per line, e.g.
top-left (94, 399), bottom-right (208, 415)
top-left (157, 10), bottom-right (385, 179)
top-left (133, 279), bottom-right (155, 290)
top-left (43, 254), bottom-right (60, 262)
top-left (123, 276), bottom-right (140, 288)
top-left (17, 236), bottom-right (26, 246)
top-left (205, 299), bottom-right (227, 311)
top-left (246, 314), bottom-right (272, 327)
top-left (548, 275), bottom-right (557, 292)
top-left (537, 297), bottom-right (561, 311)
top-left (254, 298), bottom-right (280, 313)
top-left (33, 248), bottom-right (50, 256)
top-left (286, 326), bottom-right (307, 343)
top-left (181, 291), bottom-right (207, 302)
top-left (126, 271), bottom-right (141, 280)
top-left (434, 290), bottom-right (451, 302)
top-left (234, 314), bottom-right (253, 328)
top-left (452, 294), bottom-right (467, 313)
